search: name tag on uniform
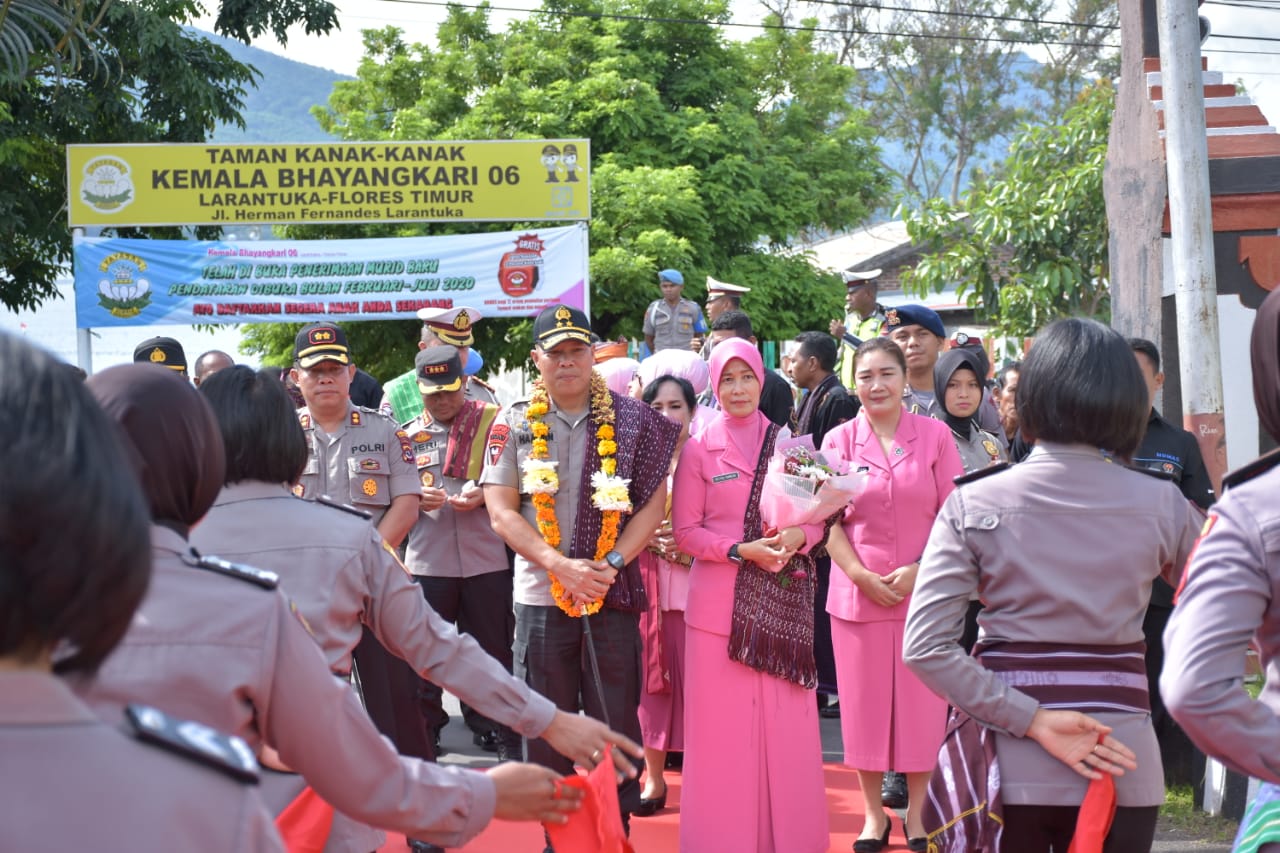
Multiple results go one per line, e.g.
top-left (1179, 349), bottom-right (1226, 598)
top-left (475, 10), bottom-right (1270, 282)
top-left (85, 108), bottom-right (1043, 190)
top-left (712, 472), bottom-right (739, 483)
top-left (416, 449), bottom-right (440, 468)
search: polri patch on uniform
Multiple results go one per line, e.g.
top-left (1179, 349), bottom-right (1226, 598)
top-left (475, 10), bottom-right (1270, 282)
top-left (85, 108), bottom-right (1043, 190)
top-left (125, 704), bottom-right (259, 784)
top-left (421, 470), bottom-right (436, 488)
top-left (712, 472), bottom-right (739, 483)
top-left (487, 423), bottom-right (511, 466)
top-left (953, 461), bottom-right (1009, 487)
top-left (362, 477), bottom-right (379, 497)
top-left (189, 553), bottom-right (279, 589)
top-left (315, 495), bottom-right (373, 519)
top-left (395, 429), bottom-right (414, 464)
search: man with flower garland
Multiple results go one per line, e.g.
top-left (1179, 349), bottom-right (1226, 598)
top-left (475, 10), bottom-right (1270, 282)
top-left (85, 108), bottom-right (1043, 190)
top-left (482, 304), bottom-right (679, 841)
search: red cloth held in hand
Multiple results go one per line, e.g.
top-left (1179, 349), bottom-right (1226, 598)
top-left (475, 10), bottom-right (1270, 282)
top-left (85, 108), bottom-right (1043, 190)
top-left (276, 785), bottom-right (335, 853)
top-left (544, 745), bottom-right (634, 853)
top-left (1067, 769), bottom-right (1117, 853)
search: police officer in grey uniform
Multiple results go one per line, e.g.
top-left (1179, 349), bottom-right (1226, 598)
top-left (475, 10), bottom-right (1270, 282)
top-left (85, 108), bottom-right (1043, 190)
top-left (291, 321), bottom-right (428, 759)
top-left (401, 347), bottom-right (520, 756)
top-left (193, 365), bottom-right (643, 853)
top-left (905, 319), bottom-right (1202, 851)
top-left (0, 334), bottom-right (281, 853)
top-left (1163, 288), bottom-right (1280, 852)
top-left (79, 364), bottom-right (588, 853)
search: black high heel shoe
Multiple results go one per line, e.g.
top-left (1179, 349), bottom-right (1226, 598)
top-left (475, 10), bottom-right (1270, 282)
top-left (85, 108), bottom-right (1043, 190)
top-left (852, 817), bottom-right (892, 852)
top-left (907, 836), bottom-right (928, 852)
top-left (633, 786), bottom-right (667, 817)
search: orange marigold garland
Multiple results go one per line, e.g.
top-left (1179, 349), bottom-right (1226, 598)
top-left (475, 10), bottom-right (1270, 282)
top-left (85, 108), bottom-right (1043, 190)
top-left (522, 373), bottom-right (633, 617)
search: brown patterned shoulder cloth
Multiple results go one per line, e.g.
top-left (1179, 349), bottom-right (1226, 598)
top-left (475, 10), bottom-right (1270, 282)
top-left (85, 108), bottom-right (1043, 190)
top-left (727, 423), bottom-right (824, 688)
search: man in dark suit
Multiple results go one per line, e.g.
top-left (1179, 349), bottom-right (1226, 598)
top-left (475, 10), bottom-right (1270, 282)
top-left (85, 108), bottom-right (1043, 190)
top-left (791, 331), bottom-right (859, 719)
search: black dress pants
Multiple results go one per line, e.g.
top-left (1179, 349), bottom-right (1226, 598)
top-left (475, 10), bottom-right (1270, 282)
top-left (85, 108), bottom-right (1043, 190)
top-left (1000, 804), bottom-right (1160, 853)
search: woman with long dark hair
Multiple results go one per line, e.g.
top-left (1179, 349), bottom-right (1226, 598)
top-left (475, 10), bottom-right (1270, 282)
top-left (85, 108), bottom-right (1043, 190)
top-left (905, 318), bottom-right (1202, 852)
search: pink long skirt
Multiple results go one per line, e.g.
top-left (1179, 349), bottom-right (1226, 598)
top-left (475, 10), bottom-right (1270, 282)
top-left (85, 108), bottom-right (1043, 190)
top-left (680, 624), bottom-right (829, 853)
top-left (638, 610), bottom-right (686, 751)
top-left (831, 616), bottom-right (946, 772)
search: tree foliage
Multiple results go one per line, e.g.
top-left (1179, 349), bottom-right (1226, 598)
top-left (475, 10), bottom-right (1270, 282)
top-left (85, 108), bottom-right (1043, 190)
top-left (766, 0), bottom-right (1117, 206)
top-left (0, 0), bottom-right (338, 311)
top-left (241, 0), bottom-right (885, 375)
top-left (902, 80), bottom-right (1113, 342)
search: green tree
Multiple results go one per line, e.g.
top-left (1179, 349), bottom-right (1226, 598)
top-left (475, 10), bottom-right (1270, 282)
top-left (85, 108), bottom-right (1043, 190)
top-left (902, 80), bottom-right (1113, 342)
top-left (0, 0), bottom-right (338, 311)
top-left (783, 0), bottom-right (1116, 206)
top-left (241, 0), bottom-right (886, 375)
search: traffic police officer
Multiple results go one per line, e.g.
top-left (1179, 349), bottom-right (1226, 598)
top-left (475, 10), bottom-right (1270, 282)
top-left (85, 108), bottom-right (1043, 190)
top-left (401, 346), bottom-right (519, 757)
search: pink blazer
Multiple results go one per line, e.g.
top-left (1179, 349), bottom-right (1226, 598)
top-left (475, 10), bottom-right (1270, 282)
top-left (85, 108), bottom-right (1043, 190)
top-left (820, 410), bottom-right (963, 624)
top-left (672, 411), bottom-right (824, 637)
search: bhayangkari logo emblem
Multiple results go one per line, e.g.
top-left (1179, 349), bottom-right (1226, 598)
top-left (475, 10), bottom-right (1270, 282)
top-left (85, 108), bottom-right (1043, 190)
top-left (80, 156), bottom-right (136, 214)
top-left (96, 251), bottom-right (152, 319)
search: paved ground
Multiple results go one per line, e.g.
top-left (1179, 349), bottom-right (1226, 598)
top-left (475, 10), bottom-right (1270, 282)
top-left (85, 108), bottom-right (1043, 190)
top-left (436, 693), bottom-right (1235, 851)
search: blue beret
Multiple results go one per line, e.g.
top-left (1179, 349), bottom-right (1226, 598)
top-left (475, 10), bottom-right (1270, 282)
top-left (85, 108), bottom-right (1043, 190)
top-left (882, 304), bottom-right (945, 339)
top-left (658, 269), bottom-right (684, 286)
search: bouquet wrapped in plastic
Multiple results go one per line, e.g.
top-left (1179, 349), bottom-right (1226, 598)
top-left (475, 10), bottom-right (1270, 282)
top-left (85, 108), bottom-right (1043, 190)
top-left (759, 433), bottom-right (865, 532)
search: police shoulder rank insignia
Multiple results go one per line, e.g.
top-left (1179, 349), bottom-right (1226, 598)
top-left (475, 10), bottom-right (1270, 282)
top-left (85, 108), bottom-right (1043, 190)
top-left (315, 495), bottom-right (373, 519)
top-left (291, 483), bottom-right (305, 497)
top-left (125, 704), bottom-right (259, 784)
top-left (1222, 447), bottom-right (1280, 492)
top-left (362, 477), bottom-right (378, 496)
top-left (954, 461), bottom-right (1010, 487)
top-left (350, 410), bottom-right (362, 426)
top-left (396, 429), bottom-right (414, 464)
top-left (298, 413), bottom-right (312, 430)
top-left (190, 553), bottom-right (279, 589)
top-left (487, 422), bottom-right (511, 466)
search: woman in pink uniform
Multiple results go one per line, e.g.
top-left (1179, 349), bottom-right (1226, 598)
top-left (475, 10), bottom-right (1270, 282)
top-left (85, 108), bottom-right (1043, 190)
top-left (821, 337), bottom-right (964, 851)
top-left (673, 337), bottom-right (829, 853)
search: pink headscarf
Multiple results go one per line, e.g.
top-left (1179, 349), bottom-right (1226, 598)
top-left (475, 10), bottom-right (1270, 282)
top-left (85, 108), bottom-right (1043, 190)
top-left (707, 338), bottom-right (768, 459)
top-left (637, 348), bottom-right (710, 397)
top-left (595, 357), bottom-right (640, 397)
top-left (708, 337), bottom-right (765, 403)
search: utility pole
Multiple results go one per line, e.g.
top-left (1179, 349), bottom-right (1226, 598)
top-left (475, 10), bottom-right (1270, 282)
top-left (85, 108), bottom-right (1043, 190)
top-left (1157, 0), bottom-right (1227, 494)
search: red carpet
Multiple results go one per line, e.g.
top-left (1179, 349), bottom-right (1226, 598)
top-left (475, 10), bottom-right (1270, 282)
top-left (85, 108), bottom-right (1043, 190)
top-left (380, 762), bottom-right (905, 852)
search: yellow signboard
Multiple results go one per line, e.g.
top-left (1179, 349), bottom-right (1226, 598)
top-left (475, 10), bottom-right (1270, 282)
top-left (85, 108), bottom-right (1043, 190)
top-left (66, 140), bottom-right (590, 227)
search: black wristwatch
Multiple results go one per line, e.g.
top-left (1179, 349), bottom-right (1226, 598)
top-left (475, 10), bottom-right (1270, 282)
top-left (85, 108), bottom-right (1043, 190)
top-left (727, 543), bottom-right (743, 564)
top-left (604, 550), bottom-right (626, 572)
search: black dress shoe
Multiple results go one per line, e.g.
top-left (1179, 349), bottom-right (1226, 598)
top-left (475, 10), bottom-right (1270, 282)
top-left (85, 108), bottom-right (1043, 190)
top-left (907, 837), bottom-right (928, 852)
top-left (820, 700), bottom-right (841, 719)
top-left (881, 771), bottom-right (908, 809)
top-left (852, 818), bottom-right (892, 852)
top-left (472, 730), bottom-right (500, 753)
top-left (633, 787), bottom-right (667, 817)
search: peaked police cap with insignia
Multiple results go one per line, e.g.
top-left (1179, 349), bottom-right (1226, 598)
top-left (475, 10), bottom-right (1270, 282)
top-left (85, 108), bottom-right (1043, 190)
top-left (533, 303), bottom-right (592, 350)
top-left (294, 322), bottom-right (350, 368)
top-left (415, 345), bottom-right (464, 395)
top-left (418, 306), bottom-right (481, 347)
top-left (133, 336), bottom-right (188, 375)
